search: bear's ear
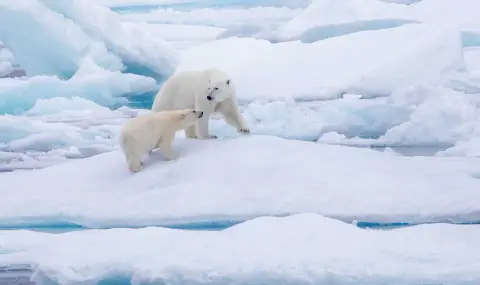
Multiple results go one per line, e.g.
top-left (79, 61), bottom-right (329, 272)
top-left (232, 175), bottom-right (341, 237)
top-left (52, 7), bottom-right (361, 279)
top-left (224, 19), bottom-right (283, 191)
top-left (226, 79), bottom-right (230, 85)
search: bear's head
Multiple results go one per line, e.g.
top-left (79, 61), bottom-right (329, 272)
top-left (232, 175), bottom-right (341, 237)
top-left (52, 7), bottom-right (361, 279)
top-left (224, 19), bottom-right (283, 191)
top-left (174, 109), bottom-right (204, 129)
top-left (205, 72), bottom-right (236, 103)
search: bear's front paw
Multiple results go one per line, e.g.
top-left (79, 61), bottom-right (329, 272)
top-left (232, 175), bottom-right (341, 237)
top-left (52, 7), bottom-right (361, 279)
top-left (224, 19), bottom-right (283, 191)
top-left (164, 152), bottom-right (179, 161)
top-left (239, 128), bottom-right (250, 134)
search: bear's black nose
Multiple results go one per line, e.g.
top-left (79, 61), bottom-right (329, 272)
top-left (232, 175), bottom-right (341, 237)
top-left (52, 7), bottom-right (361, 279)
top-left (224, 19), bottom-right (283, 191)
top-left (207, 95), bottom-right (212, 100)
top-left (198, 111), bottom-right (204, 118)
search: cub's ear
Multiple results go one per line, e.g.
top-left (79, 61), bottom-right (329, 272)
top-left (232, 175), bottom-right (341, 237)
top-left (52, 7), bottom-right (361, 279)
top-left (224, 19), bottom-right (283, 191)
top-left (226, 79), bottom-right (230, 85)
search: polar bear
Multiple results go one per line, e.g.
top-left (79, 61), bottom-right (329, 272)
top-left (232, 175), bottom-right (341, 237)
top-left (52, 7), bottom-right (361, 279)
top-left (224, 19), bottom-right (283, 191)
top-left (151, 68), bottom-right (249, 139)
top-left (120, 109), bottom-right (203, 172)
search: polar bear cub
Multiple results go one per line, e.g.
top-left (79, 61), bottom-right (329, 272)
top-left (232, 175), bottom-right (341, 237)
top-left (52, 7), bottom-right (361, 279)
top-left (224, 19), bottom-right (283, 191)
top-left (151, 68), bottom-right (249, 139)
top-left (120, 109), bottom-right (203, 172)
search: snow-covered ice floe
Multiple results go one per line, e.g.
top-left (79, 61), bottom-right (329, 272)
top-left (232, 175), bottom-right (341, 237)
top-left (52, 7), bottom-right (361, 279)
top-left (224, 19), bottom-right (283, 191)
top-left (178, 23), bottom-right (465, 101)
top-left (0, 136), bottom-right (479, 228)
top-left (0, 98), bottom-right (143, 172)
top-left (0, 214), bottom-right (480, 285)
top-left (0, 59), bottom-right (156, 115)
top-left (278, 0), bottom-right (480, 45)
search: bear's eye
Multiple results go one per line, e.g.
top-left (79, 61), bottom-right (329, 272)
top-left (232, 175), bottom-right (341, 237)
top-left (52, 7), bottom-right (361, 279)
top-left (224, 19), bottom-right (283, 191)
top-left (226, 80), bottom-right (230, 85)
top-left (214, 87), bottom-right (219, 91)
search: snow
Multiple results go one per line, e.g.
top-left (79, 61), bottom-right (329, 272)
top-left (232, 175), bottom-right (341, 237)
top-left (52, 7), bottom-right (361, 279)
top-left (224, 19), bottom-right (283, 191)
top-left (99, 0), bottom-right (311, 9)
top-left (0, 59), bottom-right (156, 169)
top-left (0, 59), bottom-right (156, 115)
top-left (279, 0), bottom-right (480, 43)
top-left (0, 106), bottom-right (128, 171)
top-left (0, 0), bottom-right (178, 79)
top-left (1, 0), bottom-right (480, 282)
top-left (464, 47), bottom-right (480, 73)
top-left (0, 44), bottom-right (15, 78)
top-left (1, 214), bottom-right (480, 285)
top-left (318, 86), bottom-right (480, 147)
top-left (437, 138), bottom-right (480, 158)
top-left (381, 0), bottom-right (420, 3)
top-left (179, 23), bottom-right (465, 101)
top-left (279, 0), bottom-right (413, 41)
top-left (41, 0), bottom-right (179, 78)
top-left (98, 0), bottom-right (196, 7)
top-left (0, 135), bottom-right (480, 228)
top-left (0, 0), bottom-right (121, 78)
top-left (135, 23), bottom-right (227, 50)
top-left (120, 6), bottom-right (300, 31)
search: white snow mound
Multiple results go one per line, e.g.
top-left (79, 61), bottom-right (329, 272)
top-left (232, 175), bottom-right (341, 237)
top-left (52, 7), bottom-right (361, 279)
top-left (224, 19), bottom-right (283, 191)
top-left (178, 23), bottom-right (464, 101)
top-left (0, 214), bottom-right (480, 285)
top-left (0, 135), bottom-right (479, 228)
top-left (0, 0), bottom-right (178, 78)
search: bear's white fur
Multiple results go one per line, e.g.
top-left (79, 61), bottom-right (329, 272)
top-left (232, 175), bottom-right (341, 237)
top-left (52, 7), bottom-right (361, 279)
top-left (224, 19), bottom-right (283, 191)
top-left (120, 108), bottom-right (203, 172)
top-left (151, 68), bottom-right (249, 139)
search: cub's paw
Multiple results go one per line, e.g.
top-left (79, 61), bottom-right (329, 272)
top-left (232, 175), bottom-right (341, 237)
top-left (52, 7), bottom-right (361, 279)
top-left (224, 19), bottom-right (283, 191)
top-left (198, 134), bottom-right (217, 140)
top-left (239, 128), bottom-right (250, 134)
top-left (128, 163), bottom-right (143, 173)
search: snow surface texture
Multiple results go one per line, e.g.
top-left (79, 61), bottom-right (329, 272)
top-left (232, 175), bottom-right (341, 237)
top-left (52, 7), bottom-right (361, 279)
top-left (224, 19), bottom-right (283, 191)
top-left (2, 1), bottom-right (480, 284)
top-left (1, 214), bottom-right (480, 285)
top-left (1, 136), bottom-right (480, 228)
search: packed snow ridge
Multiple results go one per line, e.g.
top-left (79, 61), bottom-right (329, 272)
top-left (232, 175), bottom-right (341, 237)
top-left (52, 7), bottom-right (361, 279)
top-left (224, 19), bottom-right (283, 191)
top-left (1, 136), bottom-right (480, 228)
top-left (0, 0), bottom-right (178, 79)
top-left (0, 214), bottom-right (480, 285)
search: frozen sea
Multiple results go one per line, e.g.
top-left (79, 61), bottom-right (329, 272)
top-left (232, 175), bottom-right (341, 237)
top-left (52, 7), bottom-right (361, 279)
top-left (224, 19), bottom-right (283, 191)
top-left (1, 0), bottom-right (480, 284)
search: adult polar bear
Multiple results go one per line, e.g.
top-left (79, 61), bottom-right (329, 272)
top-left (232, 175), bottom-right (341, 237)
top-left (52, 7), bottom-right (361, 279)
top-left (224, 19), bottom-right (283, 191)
top-left (151, 68), bottom-right (250, 139)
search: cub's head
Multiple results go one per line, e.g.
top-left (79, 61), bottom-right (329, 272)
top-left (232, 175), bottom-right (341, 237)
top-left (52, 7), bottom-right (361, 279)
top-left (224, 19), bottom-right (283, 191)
top-left (205, 72), bottom-right (235, 103)
top-left (174, 109), bottom-right (203, 129)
